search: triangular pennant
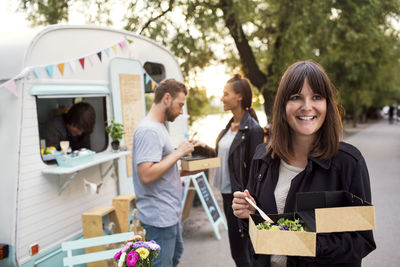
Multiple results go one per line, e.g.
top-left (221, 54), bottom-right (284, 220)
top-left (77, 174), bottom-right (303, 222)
top-left (69, 61), bottom-right (77, 73)
top-left (45, 65), bottom-right (54, 78)
top-left (127, 39), bottom-right (133, 44)
top-left (151, 81), bottom-right (155, 90)
top-left (145, 74), bottom-right (150, 84)
top-left (118, 40), bottom-right (126, 49)
top-left (104, 48), bottom-right (110, 57)
top-left (3, 80), bottom-right (17, 96)
top-left (58, 63), bottom-right (65, 76)
top-left (112, 45), bottom-right (117, 54)
top-left (88, 55), bottom-right (95, 66)
top-left (97, 51), bottom-right (102, 62)
top-left (79, 58), bottom-right (85, 69)
top-left (33, 67), bottom-right (42, 78)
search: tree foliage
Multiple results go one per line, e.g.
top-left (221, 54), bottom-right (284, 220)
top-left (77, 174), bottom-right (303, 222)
top-left (19, 0), bottom-right (400, 125)
top-left (186, 86), bottom-right (219, 125)
top-left (20, 0), bottom-right (70, 25)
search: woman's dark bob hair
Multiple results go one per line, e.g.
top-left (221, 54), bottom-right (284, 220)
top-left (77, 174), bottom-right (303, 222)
top-left (267, 60), bottom-right (343, 162)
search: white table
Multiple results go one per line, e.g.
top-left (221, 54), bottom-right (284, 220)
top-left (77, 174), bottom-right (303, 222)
top-left (42, 151), bottom-right (130, 194)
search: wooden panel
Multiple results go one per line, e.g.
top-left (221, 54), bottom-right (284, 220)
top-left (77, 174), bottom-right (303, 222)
top-left (119, 74), bottom-right (144, 177)
top-left (181, 180), bottom-right (196, 222)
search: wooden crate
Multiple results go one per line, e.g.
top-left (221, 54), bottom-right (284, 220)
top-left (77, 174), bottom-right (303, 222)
top-left (81, 206), bottom-right (120, 267)
top-left (112, 194), bottom-right (136, 233)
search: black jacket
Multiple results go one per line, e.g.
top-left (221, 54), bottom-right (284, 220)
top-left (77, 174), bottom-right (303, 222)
top-left (247, 142), bottom-right (376, 267)
top-left (214, 112), bottom-right (264, 192)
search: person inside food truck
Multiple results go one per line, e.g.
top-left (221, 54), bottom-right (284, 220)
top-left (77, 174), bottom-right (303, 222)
top-left (45, 102), bottom-right (96, 151)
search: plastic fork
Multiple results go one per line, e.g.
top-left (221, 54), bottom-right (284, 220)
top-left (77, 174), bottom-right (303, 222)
top-left (245, 197), bottom-right (274, 223)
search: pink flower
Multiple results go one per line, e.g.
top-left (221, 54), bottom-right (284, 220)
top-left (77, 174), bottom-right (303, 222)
top-left (126, 250), bottom-right (140, 267)
top-left (121, 242), bottom-right (133, 252)
top-left (113, 250), bottom-right (122, 260)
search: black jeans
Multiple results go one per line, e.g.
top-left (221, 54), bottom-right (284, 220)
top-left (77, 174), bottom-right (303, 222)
top-left (222, 193), bottom-right (252, 267)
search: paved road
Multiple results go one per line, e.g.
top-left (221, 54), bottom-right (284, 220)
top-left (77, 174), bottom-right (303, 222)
top-left (180, 120), bottom-right (400, 266)
top-left (350, 120), bottom-right (400, 267)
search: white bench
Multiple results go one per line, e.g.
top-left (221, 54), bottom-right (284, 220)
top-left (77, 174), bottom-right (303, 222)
top-left (62, 232), bottom-right (134, 267)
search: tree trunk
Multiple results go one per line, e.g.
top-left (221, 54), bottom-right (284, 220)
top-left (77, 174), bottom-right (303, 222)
top-left (219, 0), bottom-right (273, 120)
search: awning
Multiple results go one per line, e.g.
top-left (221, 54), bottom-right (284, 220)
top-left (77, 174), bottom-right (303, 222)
top-left (29, 84), bottom-right (110, 96)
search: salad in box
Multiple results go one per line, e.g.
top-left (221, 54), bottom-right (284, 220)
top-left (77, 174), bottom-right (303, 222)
top-left (249, 213), bottom-right (316, 257)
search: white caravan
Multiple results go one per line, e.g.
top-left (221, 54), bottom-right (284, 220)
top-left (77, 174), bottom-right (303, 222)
top-left (0, 25), bottom-right (188, 267)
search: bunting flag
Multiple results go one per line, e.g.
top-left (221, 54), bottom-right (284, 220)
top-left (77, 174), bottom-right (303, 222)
top-left (0, 37), bottom-right (137, 97)
top-left (143, 71), bottom-right (159, 91)
top-left (33, 67), bottom-right (42, 78)
top-left (118, 40), bottom-right (126, 49)
top-left (79, 58), bottom-right (85, 70)
top-left (104, 48), bottom-right (110, 57)
top-left (3, 80), bottom-right (17, 96)
top-left (45, 65), bottom-right (54, 78)
top-left (69, 61), bottom-right (77, 73)
top-left (97, 51), bottom-right (102, 62)
top-left (58, 63), bottom-right (65, 76)
top-left (88, 54), bottom-right (95, 66)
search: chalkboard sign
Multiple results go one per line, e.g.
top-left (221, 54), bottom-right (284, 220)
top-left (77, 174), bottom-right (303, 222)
top-left (182, 172), bottom-right (227, 240)
top-left (195, 175), bottom-right (220, 222)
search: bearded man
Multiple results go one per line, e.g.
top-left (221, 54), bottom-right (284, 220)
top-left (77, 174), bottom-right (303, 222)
top-left (131, 78), bottom-right (194, 267)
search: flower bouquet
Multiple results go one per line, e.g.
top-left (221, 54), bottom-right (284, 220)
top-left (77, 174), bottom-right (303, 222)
top-left (114, 236), bottom-right (160, 267)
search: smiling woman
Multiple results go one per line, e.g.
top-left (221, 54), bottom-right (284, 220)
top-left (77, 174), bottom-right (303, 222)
top-left (232, 61), bottom-right (375, 267)
top-left (285, 79), bottom-right (327, 141)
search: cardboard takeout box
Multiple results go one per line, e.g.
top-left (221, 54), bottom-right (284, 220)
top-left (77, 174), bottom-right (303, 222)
top-left (180, 155), bottom-right (221, 171)
top-left (296, 191), bottom-right (376, 233)
top-left (249, 213), bottom-right (316, 257)
top-left (249, 191), bottom-right (376, 257)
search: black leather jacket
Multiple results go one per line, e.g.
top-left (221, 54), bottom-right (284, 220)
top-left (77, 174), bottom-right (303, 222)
top-left (214, 112), bottom-right (264, 193)
top-left (247, 142), bottom-right (376, 267)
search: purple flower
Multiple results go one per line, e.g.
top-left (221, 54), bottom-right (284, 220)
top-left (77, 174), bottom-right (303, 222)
top-left (122, 242), bottom-right (133, 253)
top-left (114, 250), bottom-right (122, 260)
top-left (132, 241), bottom-right (150, 249)
top-left (126, 250), bottom-right (140, 267)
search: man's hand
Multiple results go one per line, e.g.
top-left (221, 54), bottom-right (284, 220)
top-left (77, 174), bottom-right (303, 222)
top-left (138, 139), bottom-right (194, 185)
top-left (232, 189), bottom-right (256, 219)
top-left (176, 139), bottom-right (195, 157)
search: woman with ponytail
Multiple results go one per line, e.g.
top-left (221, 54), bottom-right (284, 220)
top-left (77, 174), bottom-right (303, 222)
top-left (195, 74), bottom-right (264, 266)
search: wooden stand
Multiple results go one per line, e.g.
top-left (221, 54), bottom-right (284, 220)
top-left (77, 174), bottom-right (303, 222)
top-left (181, 172), bottom-right (227, 240)
top-left (112, 194), bottom-right (136, 232)
top-left (181, 179), bottom-right (196, 223)
top-left (81, 206), bottom-right (120, 267)
top-left (112, 194), bottom-right (145, 240)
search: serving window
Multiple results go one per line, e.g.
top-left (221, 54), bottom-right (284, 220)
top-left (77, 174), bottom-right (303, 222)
top-left (36, 96), bottom-right (108, 165)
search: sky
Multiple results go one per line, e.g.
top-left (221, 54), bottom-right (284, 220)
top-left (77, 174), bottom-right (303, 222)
top-left (0, 0), bottom-right (27, 33)
top-left (0, 0), bottom-right (230, 98)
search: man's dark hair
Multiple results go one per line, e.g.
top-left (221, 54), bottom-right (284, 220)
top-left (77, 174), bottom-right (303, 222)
top-left (64, 102), bottom-right (96, 134)
top-left (154, 78), bottom-right (187, 103)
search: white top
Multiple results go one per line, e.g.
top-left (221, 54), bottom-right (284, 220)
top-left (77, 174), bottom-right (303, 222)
top-left (271, 160), bottom-right (304, 267)
top-left (213, 128), bottom-right (237, 194)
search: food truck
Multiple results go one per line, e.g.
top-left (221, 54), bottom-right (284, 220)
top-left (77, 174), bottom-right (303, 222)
top-left (0, 25), bottom-right (189, 266)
